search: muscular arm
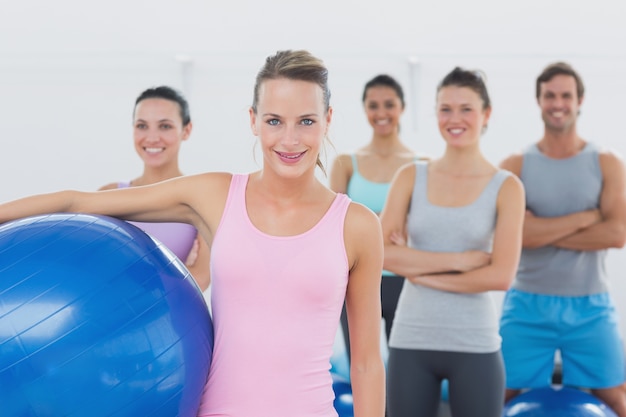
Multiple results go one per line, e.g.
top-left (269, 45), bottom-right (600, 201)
top-left (410, 175), bottom-right (525, 293)
top-left (521, 209), bottom-right (601, 248)
top-left (380, 164), bottom-right (490, 276)
top-left (329, 154), bottom-right (353, 193)
top-left (344, 203), bottom-right (385, 417)
top-left (553, 151), bottom-right (626, 250)
top-left (500, 153), bottom-right (602, 249)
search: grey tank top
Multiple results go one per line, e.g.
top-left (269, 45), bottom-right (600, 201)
top-left (389, 161), bottom-right (510, 353)
top-left (513, 143), bottom-right (608, 296)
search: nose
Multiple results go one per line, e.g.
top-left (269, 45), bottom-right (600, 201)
top-left (145, 128), bottom-right (160, 143)
top-left (280, 123), bottom-right (300, 147)
top-left (551, 96), bottom-right (566, 109)
top-left (448, 109), bottom-right (462, 122)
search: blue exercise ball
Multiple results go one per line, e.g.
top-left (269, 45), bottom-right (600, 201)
top-left (0, 213), bottom-right (214, 417)
top-left (503, 386), bottom-right (617, 417)
top-left (332, 373), bottom-right (354, 417)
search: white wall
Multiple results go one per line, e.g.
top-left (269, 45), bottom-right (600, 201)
top-left (1, 1), bottom-right (625, 334)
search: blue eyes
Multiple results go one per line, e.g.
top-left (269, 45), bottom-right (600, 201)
top-left (266, 119), bottom-right (314, 126)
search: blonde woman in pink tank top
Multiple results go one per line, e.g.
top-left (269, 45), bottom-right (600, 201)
top-left (0, 50), bottom-right (386, 417)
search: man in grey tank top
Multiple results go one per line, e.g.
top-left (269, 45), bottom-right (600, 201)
top-left (498, 62), bottom-right (626, 416)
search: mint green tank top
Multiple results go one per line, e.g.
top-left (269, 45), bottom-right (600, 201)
top-left (346, 154), bottom-right (396, 277)
top-left (346, 154), bottom-right (391, 214)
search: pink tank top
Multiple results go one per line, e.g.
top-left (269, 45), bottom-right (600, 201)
top-left (197, 174), bottom-right (351, 417)
top-left (117, 182), bottom-right (197, 260)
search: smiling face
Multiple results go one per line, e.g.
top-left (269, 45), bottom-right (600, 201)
top-left (249, 77), bottom-right (331, 180)
top-left (363, 85), bottom-right (404, 136)
top-left (133, 98), bottom-right (191, 168)
top-left (538, 74), bottom-right (582, 134)
top-left (436, 85), bottom-right (491, 148)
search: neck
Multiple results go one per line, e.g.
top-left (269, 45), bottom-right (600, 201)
top-left (437, 145), bottom-right (489, 175)
top-left (538, 129), bottom-right (584, 158)
top-left (254, 168), bottom-right (321, 202)
top-left (367, 134), bottom-right (406, 157)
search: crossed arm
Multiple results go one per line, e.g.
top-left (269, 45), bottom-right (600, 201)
top-left (501, 151), bottom-right (626, 251)
top-left (379, 163), bottom-right (525, 294)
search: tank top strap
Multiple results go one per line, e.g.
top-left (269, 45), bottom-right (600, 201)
top-left (214, 174), bottom-right (248, 234)
top-left (488, 169), bottom-right (512, 194)
top-left (412, 160), bottom-right (429, 204)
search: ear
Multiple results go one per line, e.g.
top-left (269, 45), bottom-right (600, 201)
top-left (249, 107), bottom-right (258, 136)
top-left (181, 121), bottom-right (193, 141)
top-left (483, 106), bottom-right (492, 127)
top-left (324, 106), bottom-right (333, 136)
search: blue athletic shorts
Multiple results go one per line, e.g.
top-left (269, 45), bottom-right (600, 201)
top-left (500, 289), bottom-right (624, 389)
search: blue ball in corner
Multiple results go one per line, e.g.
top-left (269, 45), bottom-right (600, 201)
top-left (0, 213), bottom-right (214, 417)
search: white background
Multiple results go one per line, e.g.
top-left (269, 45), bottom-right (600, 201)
top-left (1, 1), bottom-right (625, 335)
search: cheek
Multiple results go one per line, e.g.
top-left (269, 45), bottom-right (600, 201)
top-left (169, 132), bottom-right (185, 144)
top-left (469, 114), bottom-right (482, 125)
top-left (390, 108), bottom-right (403, 118)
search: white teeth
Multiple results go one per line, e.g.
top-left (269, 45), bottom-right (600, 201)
top-left (145, 147), bottom-right (164, 153)
top-left (375, 119), bottom-right (390, 125)
top-left (551, 111), bottom-right (564, 117)
top-left (449, 128), bottom-right (464, 135)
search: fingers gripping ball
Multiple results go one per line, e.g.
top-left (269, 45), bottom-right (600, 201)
top-left (503, 386), bottom-right (618, 417)
top-left (0, 214), bottom-right (214, 417)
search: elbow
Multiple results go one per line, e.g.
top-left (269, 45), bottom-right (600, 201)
top-left (382, 245), bottom-right (400, 274)
top-left (489, 267), bottom-right (516, 292)
top-left (493, 279), bottom-right (514, 292)
top-left (610, 235), bottom-right (626, 249)
top-left (381, 261), bottom-right (400, 276)
top-left (606, 224), bottom-right (626, 248)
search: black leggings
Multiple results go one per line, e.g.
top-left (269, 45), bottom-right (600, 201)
top-left (386, 348), bottom-right (505, 417)
top-left (340, 274), bottom-right (404, 361)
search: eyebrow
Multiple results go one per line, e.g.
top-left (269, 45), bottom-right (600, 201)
top-left (262, 113), bottom-right (319, 118)
top-left (134, 118), bottom-right (175, 123)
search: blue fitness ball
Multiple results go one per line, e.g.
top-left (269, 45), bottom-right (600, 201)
top-left (332, 372), bottom-right (354, 417)
top-left (0, 213), bottom-right (214, 417)
top-left (503, 386), bottom-right (617, 417)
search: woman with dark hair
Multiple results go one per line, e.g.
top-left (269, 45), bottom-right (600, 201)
top-left (380, 67), bottom-right (525, 417)
top-left (330, 74), bottom-right (419, 360)
top-left (98, 86), bottom-right (211, 291)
